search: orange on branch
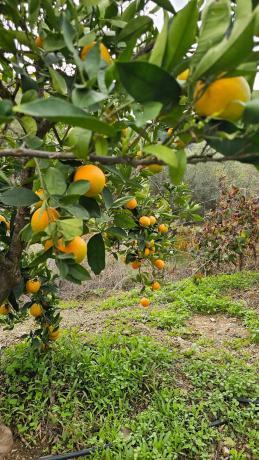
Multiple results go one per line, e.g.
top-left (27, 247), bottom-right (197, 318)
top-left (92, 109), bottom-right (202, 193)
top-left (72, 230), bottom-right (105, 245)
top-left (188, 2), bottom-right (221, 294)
top-left (31, 207), bottom-right (59, 233)
top-left (194, 76), bottom-right (251, 122)
top-left (154, 259), bottom-right (165, 270)
top-left (125, 198), bottom-right (138, 210)
top-left (73, 164), bottom-right (106, 197)
top-left (35, 36), bottom-right (43, 47)
top-left (131, 260), bottom-right (141, 269)
top-left (144, 248), bottom-right (150, 257)
top-left (149, 216), bottom-right (157, 225)
top-left (26, 279), bottom-right (41, 294)
top-left (0, 303), bottom-right (10, 315)
top-left (30, 303), bottom-right (43, 318)
top-left (80, 42), bottom-right (112, 64)
top-left (34, 188), bottom-right (45, 209)
top-left (0, 215), bottom-right (10, 230)
top-left (140, 297), bottom-right (150, 308)
top-left (48, 326), bottom-right (60, 341)
top-left (57, 236), bottom-right (87, 263)
top-left (158, 223), bottom-right (169, 234)
top-left (151, 281), bottom-right (161, 290)
top-left (145, 240), bottom-right (155, 248)
top-left (139, 216), bottom-right (151, 227)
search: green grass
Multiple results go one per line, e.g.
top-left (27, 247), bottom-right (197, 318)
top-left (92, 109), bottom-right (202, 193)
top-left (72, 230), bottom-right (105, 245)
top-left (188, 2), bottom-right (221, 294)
top-left (0, 271), bottom-right (258, 458)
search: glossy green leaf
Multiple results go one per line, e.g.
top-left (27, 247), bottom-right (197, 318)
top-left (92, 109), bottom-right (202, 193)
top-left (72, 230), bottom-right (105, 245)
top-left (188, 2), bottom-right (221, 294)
top-left (143, 144), bottom-right (177, 167)
top-left (107, 227), bottom-right (127, 239)
top-left (79, 197), bottom-right (101, 218)
top-left (192, 0), bottom-right (231, 67)
top-left (72, 89), bottom-right (107, 109)
top-left (0, 100), bottom-right (13, 124)
top-left (67, 180), bottom-right (90, 196)
top-left (152, 0), bottom-right (175, 14)
top-left (63, 204), bottom-right (89, 220)
top-left (49, 68), bottom-right (67, 95)
top-left (102, 188), bottom-right (113, 209)
top-left (118, 16), bottom-right (152, 42)
top-left (116, 62), bottom-right (180, 104)
top-left (149, 12), bottom-right (169, 67)
top-left (65, 127), bottom-right (92, 159)
top-left (43, 34), bottom-right (65, 51)
top-left (20, 116), bottom-right (37, 136)
top-left (0, 188), bottom-right (39, 206)
top-left (58, 218), bottom-right (83, 240)
top-left (114, 210), bottom-right (136, 229)
top-left (87, 233), bottom-right (105, 275)
top-left (243, 98), bottom-right (259, 123)
top-left (14, 97), bottom-right (115, 136)
top-left (134, 101), bottom-right (163, 127)
top-left (95, 136), bottom-right (108, 156)
top-left (191, 8), bottom-right (256, 81)
top-left (163, 0), bottom-right (198, 72)
top-left (44, 167), bottom-right (67, 195)
top-left (68, 263), bottom-right (91, 282)
top-left (168, 150), bottom-right (187, 185)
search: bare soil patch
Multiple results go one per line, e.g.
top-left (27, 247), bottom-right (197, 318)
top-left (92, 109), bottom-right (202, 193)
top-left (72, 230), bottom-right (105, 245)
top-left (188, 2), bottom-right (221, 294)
top-left (188, 314), bottom-right (248, 345)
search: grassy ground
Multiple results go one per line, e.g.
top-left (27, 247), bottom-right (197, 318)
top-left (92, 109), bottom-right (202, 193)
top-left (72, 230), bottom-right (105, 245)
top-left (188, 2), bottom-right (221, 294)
top-left (0, 271), bottom-right (258, 459)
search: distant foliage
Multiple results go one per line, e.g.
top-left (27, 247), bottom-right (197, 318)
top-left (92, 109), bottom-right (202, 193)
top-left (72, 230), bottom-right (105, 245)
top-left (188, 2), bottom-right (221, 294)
top-left (195, 180), bottom-right (258, 273)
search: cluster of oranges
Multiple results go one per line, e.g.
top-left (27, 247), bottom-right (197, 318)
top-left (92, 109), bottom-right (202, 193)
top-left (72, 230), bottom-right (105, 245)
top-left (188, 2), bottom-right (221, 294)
top-left (124, 198), bottom-right (169, 309)
top-left (26, 278), bottom-right (60, 341)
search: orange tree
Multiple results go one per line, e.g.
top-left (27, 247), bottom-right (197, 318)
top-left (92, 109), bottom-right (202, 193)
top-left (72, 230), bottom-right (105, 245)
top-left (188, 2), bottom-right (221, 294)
top-left (0, 0), bottom-right (259, 345)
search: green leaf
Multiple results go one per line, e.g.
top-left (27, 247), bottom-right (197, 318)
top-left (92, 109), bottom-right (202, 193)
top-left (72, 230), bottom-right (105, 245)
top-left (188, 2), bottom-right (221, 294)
top-left (168, 149), bottom-right (187, 185)
top-left (20, 116), bottom-right (37, 136)
top-left (14, 97), bottom-right (115, 136)
top-left (111, 196), bottom-right (135, 209)
top-left (79, 197), bottom-right (101, 218)
top-left (44, 167), bottom-right (67, 195)
top-left (0, 99), bottom-right (13, 124)
top-left (67, 180), bottom-right (90, 196)
top-left (191, 8), bottom-right (256, 81)
top-left (134, 101), bottom-right (163, 127)
top-left (95, 136), bottom-right (108, 156)
top-left (163, 0), bottom-right (198, 72)
top-left (68, 263), bottom-right (91, 282)
top-left (116, 62), bottom-right (181, 104)
top-left (143, 144), bottom-right (177, 167)
top-left (65, 127), bottom-right (91, 160)
top-left (72, 88), bottom-right (107, 109)
top-left (102, 188), bottom-right (113, 209)
top-left (192, 0), bottom-right (231, 67)
top-left (243, 98), bottom-right (259, 123)
top-left (87, 233), bottom-right (105, 275)
top-left (107, 227), bottom-right (127, 239)
top-left (114, 210), bottom-right (136, 229)
top-left (49, 68), bottom-right (67, 96)
top-left (152, 0), bottom-right (176, 14)
top-left (149, 12), bottom-right (169, 67)
top-left (118, 16), bottom-right (153, 42)
top-left (43, 34), bottom-right (65, 51)
top-left (58, 218), bottom-right (83, 240)
top-left (63, 204), bottom-right (89, 220)
top-left (0, 188), bottom-right (39, 206)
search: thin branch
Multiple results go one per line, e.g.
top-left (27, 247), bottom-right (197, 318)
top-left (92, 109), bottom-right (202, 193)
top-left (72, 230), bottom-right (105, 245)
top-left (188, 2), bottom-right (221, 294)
top-left (0, 147), bottom-right (256, 164)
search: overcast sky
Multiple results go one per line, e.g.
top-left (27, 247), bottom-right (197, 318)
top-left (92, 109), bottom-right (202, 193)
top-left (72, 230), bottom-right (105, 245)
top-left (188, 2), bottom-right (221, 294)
top-left (151, 0), bottom-right (259, 89)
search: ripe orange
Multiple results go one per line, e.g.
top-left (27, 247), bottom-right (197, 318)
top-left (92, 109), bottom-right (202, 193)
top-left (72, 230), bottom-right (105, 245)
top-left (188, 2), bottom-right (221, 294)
top-left (0, 303), bottom-right (10, 315)
top-left (177, 69), bottom-right (190, 81)
top-left (147, 164), bottom-right (163, 174)
top-left (149, 216), bottom-right (157, 225)
top-left (154, 259), bottom-right (165, 270)
top-left (73, 164), bottom-right (106, 197)
top-left (31, 207), bottom-right (59, 233)
top-left (139, 216), bottom-right (151, 227)
top-left (0, 215), bottom-right (10, 230)
top-left (44, 239), bottom-right (54, 251)
top-left (144, 248), bottom-right (150, 257)
top-left (194, 76), bottom-right (251, 122)
top-left (131, 260), bottom-right (141, 269)
top-left (167, 127), bottom-right (173, 136)
top-left (140, 297), bottom-right (150, 308)
top-left (35, 36), bottom-right (43, 47)
top-left (158, 223), bottom-right (169, 234)
top-left (34, 188), bottom-right (45, 209)
top-left (30, 303), bottom-right (43, 318)
top-left (151, 281), bottom-right (161, 290)
top-left (26, 279), bottom-right (41, 294)
top-left (125, 198), bottom-right (138, 210)
top-left (80, 42), bottom-right (112, 64)
top-left (57, 236), bottom-right (87, 263)
top-left (48, 326), bottom-right (60, 341)
top-left (145, 240), bottom-right (155, 248)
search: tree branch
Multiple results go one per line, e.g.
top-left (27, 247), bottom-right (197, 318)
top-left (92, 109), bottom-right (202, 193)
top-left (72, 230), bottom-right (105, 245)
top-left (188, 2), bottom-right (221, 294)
top-left (0, 147), bottom-right (256, 164)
